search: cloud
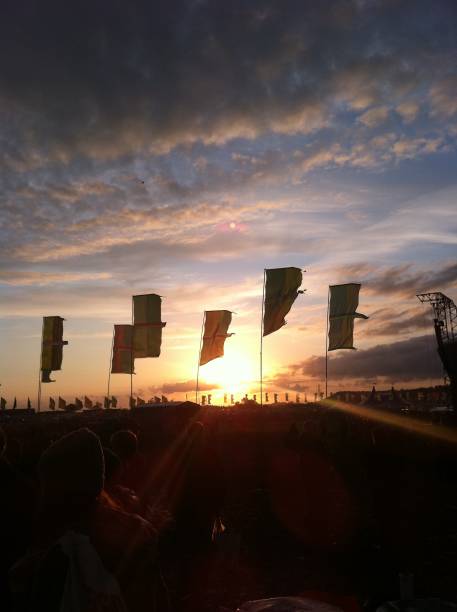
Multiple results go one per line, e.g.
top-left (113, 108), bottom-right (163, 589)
top-left (396, 101), bottom-right (419, 123)
top-left (429, 76), bottom-right (457, 118)
top-left (161, 380), bottom-right (220, 394)
top-left (0, 271), bottom-right (111, 286)
top-left (0, 0), bottom-right (456, 161)
top-left (336, 262), bottom-right (457, 297)
top-left (292, 335), bottom-right (443, 383)
top-left (265, 372), bottom-right (310, 393)
top-left (358, 106), bottom-right (390, 127)
top-left (392, 136), bottom-right (446, 159)
top-left (362, 307), bottom-right (432, 337)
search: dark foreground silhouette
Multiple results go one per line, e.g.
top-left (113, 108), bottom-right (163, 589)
top-left (1, 402), bottom-right (457, 611)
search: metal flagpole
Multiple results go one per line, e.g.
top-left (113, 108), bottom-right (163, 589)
top-left (325, 286), bottom-right (330, 398)
top-left (107, 327), bottom-right (114, 398)
top-left (260, 269), bottom-right (266, 407)
top-left (37, 317), bottom-right (44, 412)
top-left (195, 311), bottom-right (205, 404)
top-left (130, 298), bottom-right (134, 404)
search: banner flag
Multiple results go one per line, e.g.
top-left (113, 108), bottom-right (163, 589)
top-left (49, 397), bottom-right (55, 411)
top-left (129, 396), bottom-right (136, 409)
top-left (0, 398), bottom-right (6, 410)
top-left (263, 268), bottom-right (304, 336)
top-left (41, 316), bottom-right (68, 383)
top-left (111, 325), bottom-right (134, 374)
top-left (111, 396), bottom-right (118, 408)
top-left (104, 396), bottom-right (111, 409)
top-left (328, 283), bottom-right (368, 351)
top-left (84, 396), bottom-right (93, 409)
top-left (199, 310), bottom-right (234, 366)
top-left (27, 398), bottom-right (32, 409)
top-left (58, 397), bottom-right (66, 410)
top-left (13, 398), bottom-right (17, 409)
top-left (133, 294), bottom-right (166, 358)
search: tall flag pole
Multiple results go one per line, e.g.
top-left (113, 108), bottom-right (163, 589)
top-left (37, 317), bottom-right (44, 412)
top-left (325, 287), bottom-right (330, 398)
top-left (196, 311), bottom-right (206, 403)
top-left (131, 297), bottom-right (134, 402)
top-left (107, 327), bottom-right (114, 398)
top-left (261, 267), bottom-right (305, 407)
top-left (326, 283), bottom-right (368, 397)
top-left (260, 270), bottom-right (266, 407)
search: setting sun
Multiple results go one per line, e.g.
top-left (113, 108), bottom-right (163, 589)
top-left (199, 345), bottom-right (257, 399)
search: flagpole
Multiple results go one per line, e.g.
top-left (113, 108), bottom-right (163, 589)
top-left (325, 286), bottom-right (330, 398)
top-left (260, 269), bottom-right (266, 407)
top-left (107, 327), bottom-right (114, 398)
top-left (130, 297), bottom-right (134, 404)
top-left (195, 311), bottom-right (205, 404)
top-left (37, 317), bottom-right (44, 412)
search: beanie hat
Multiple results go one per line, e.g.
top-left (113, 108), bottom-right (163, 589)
top-left (39, 427), bottom-right (104, 501)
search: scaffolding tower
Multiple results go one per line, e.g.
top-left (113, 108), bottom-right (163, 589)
top-left (417, 292), bottom-right (457, 408)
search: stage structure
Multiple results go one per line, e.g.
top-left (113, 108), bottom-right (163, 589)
top-left (417, 292), bottom-right (457, 409)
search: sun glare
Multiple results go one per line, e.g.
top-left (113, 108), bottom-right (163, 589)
top-left (200, 346), bottom-right (257, 398)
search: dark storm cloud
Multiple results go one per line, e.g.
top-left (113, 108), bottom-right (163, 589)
top-left (336, 262), bottom-right (457, 297)
top-left (294, 335), bottom-right (442, 382)
top-left (363, 307), bottom-right (431, 337)
top-left (1, 0), bottom-right (456, 158)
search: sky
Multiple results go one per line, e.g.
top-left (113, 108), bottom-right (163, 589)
top-left (1, 0), bottom-right (456, 407)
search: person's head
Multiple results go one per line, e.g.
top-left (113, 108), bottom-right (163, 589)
top-left (103, 447), bottom-right (122, 486)
top-left (38, 427), bottom-right (104, 510)
top-left (110, 429), bottom-right (138, 463)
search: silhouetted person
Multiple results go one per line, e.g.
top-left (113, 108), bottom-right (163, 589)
top-left (110, 429), bottom-right (146, 493)
top-left (11, 428), bottom-right (155, 612)
top-left (0, 427), bottom-right (35, 611)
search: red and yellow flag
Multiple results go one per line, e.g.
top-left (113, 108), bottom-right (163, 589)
top-left (111, 324), bottom-right (134, 374)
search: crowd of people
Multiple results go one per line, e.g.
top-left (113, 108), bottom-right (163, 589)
top-left (1, 403), bottom-right (457, 611)
top-left (0, 416), bottom-right (225, 612)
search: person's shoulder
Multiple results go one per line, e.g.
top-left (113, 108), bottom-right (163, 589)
top-left (96, 499), bottom-right (156, 540)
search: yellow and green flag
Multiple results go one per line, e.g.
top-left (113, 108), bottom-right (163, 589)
top-left (133, 294), bottom-right (166, 358)
top-left (263, 267), bottom-right (304, 336)
top-left (200, 310), bottom-right (234, 366)
top-left (328, 283), bottom-right (368, 351)
top-left (41, 316), bottom-right (68, 383)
